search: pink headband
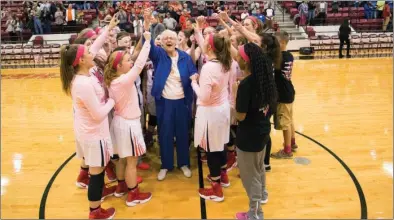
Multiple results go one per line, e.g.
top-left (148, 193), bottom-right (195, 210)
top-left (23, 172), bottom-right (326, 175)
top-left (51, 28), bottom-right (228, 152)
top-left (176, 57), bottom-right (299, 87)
top-left (239, 45), bottom-right (250, 63)
top-left (209, 34), bottom-right (216, 51)
top-left (247, 16), bottom-right (258, 25)
top-left (72, 45), bottom-right (85, 67)
top-left (112, 51), bottom-right (124, 70)
top-left (83, 30), bottom-right (96, 39)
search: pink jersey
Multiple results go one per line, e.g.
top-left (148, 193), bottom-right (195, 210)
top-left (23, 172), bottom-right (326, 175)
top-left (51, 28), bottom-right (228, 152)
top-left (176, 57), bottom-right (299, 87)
top-left (228, 60), bottom-right (240, 108)
top-left (71, 75), bottom-right (115, 141)
top-left (192, 60), bottom-right (230, 107)
top-left (108, 41), bottom-right (151, 120)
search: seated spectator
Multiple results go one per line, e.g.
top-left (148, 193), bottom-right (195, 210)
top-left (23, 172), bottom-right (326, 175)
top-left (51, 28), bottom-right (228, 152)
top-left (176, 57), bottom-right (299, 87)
top-left (249, 1), bottom-right (260, 16)
top-left (256, 9), bottom-right (266, 23)
top-left (197, 0), bottom-right (206, 16)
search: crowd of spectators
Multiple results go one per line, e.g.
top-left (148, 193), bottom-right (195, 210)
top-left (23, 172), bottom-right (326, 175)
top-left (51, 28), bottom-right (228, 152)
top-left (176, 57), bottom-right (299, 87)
top-left (1, 0), bottom-right (275, 42)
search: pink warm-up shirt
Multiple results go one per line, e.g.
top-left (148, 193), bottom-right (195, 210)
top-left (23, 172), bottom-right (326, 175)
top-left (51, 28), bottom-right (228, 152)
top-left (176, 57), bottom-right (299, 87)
top-left (108, 41), bottom-right (151, 120)
top-left (71, 75), bottom-right (115, 141)
top-left (192, 61), bottom-right (230, 107)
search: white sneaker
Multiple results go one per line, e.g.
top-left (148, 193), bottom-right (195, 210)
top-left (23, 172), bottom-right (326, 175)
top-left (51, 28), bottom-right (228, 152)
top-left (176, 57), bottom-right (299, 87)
top-left (180, 166), bottom-right (192, 178)
top-left (157, 169), bottom-right (168, 181)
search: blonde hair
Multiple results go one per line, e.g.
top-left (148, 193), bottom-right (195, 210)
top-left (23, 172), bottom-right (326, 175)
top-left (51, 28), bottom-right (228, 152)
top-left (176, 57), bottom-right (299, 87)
top-left (104, 50), bottom-right (126, 87)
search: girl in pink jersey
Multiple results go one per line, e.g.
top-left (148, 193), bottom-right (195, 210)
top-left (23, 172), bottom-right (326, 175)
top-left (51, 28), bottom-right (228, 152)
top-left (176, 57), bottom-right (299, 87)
top-left (104, 31), bottom-right (152, 207)
top-left (59, 16), bottom-right (119, 220)
top-left (73, 21), bottom-right (120, 188)
top-left (191, 33), bottom-right (232, 202)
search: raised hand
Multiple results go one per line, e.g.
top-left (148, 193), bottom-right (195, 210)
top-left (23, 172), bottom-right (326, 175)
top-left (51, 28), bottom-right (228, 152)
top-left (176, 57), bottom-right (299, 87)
top-left (196, 16), bottom-right (206, 29)
top-left (143, 31), bottom-right (151, 42)
top-left (109, 13), bottom-right (120, 30)
top-left (219, 11), bottom-right (229, 21)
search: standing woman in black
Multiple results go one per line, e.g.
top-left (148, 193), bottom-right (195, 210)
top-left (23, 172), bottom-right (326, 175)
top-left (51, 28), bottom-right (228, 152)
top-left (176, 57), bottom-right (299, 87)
top-left (339, 19), bottom-right (351, 58)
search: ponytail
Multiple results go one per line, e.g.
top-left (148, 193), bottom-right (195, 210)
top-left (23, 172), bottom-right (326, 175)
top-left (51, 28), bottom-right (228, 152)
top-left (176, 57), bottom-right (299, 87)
top-left (60, 45), bottom-right (79, 95)
top-left (212, 35), bottom-right (232, 72)
top-left (260, 33), bottom-right (282, 70)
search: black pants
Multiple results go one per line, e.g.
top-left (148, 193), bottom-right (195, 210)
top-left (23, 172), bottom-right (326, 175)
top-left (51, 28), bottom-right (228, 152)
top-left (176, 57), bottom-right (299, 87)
top-left (339, 38), bottom-right (350, 56)
top-left (264, 135), bottom-right (272, 165)
top-left (207, 150), bottom-right (227, 177)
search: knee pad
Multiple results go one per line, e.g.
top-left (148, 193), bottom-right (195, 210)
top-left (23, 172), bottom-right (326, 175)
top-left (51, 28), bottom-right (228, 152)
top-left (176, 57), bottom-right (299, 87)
top-left (88, 170), bottom-right (105, 201)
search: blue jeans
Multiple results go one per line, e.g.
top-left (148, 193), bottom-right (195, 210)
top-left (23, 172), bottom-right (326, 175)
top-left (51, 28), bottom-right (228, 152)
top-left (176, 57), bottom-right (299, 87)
top-left (34, 17), bottom-right (43, 34)
top-left (308, 10), bottom-right (315, 24)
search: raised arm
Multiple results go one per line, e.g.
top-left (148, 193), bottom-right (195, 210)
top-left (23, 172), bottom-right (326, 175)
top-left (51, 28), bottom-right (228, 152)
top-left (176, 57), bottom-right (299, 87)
top-left (142, 8), bottom-right (161, 63)
top-left (90, 14), bottom-right (119, 57)
top-left (122, 33), bottom-right (151, 85)
top-left (220, 11), bottom-right (260, 45)
top-left (76, 82), bottom-right (115, 121)
top-left (194, 16), bottom-right (205, 47)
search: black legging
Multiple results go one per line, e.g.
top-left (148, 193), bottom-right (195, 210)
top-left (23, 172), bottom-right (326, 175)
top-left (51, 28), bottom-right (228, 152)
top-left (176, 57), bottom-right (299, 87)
top-left (207, 150), bottom-right (227, 177)
top-left (339, 38), bottom-right (350, 56)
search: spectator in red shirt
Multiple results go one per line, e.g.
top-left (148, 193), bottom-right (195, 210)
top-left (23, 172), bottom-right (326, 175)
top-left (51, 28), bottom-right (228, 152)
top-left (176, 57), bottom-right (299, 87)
top-left (180, 9), bottom-right (191, 30)
top-left (383, 1), bottom-right (392, 31)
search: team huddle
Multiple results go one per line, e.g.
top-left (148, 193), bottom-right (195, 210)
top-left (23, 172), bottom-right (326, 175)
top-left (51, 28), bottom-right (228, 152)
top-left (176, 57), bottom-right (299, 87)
top-left (60, 8), bottom-right (297, 220)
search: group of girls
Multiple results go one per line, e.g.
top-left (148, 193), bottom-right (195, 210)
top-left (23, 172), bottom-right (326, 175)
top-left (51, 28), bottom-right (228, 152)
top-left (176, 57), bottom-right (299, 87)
top-left (60, 7), bottom-right (285, 219)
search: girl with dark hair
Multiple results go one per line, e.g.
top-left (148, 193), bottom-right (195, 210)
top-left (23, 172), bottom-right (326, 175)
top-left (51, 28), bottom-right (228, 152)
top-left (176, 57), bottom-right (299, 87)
top-left (232, 42), bottom-right (277, 220)
top-left (72, 18), bottom-right (120, 189)
top-left (59, 16), bottom-right (119, 220)
top-left (191, 33), bottom-right (233, 202)
top-left (104, 31), bottom-right (152, 207)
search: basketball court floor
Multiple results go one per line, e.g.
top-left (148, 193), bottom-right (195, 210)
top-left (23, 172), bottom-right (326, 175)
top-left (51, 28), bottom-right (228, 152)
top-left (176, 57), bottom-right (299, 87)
top-left (1, 57), bottom-right (392, 219)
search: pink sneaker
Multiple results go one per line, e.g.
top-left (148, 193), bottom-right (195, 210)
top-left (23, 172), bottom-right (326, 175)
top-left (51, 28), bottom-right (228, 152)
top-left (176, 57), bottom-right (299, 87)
top-left (235, 212), bottom-right (248, 220)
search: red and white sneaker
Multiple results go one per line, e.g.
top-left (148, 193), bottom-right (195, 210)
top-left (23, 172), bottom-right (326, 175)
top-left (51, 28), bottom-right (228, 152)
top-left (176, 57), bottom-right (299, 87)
top-left (114, 181), bottom-right (128, 197)
top-left (226, 151), bottom-right (237, 172)
top-left (137, 162), bottom-right (150, 170)
top-left (101, 185), bottom-right (116, 201)
top-left (207, 171), bottom-right (230, 188)
top-left (89, 207), bottom-right (116, 219)
top-left (76, 169), bottom-right (90, 189)
top-left (105, 161), bottom-right (117, 182)
top-left (198, 182), bottom-right (224, 202)
top-left (126, 187), bottom-right (152, 207)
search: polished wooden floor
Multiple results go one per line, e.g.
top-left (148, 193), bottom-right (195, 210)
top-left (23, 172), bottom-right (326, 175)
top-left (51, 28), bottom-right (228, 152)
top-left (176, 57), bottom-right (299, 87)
top-left (1, 57), bottom-right (393, 219)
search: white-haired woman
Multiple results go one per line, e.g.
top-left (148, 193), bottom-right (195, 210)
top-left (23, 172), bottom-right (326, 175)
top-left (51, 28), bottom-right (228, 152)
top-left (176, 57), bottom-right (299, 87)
top-left (143, 10), bottom-right (197, 181)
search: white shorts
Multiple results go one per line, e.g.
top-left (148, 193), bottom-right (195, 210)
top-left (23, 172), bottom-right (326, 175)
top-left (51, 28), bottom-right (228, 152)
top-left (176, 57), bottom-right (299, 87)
top-left (110, 115), bottom-right (146, 158)
top-left (194, 102), bottom-right (230, 152)
top-left (76, 138), bottom-right (113, 168)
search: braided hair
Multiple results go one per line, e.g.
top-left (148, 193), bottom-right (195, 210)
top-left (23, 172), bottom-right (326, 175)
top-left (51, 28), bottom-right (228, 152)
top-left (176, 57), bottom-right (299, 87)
top-left (244, 42), bottom-right (277, 110)
top-left (259, 33), bottom-right (282, 70)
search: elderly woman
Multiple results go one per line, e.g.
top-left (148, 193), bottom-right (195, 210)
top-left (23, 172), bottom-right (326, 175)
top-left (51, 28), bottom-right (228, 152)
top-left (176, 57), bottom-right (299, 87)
top-left (143, 10), bottom-right (197, 181)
